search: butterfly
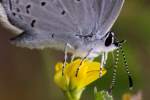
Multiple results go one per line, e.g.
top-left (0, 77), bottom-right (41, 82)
top-left (0, 0), bottom-right (133, 91)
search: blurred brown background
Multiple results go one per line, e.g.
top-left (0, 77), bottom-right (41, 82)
top-left (0, 0), bottom-right (150, 100)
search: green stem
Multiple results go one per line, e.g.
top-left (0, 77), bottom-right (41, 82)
top-left (66, 91), bottom-right (79, 100)
top-left (65, 88), bottom-right (84, 100)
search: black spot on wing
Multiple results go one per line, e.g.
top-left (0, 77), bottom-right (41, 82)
top-left (16, 8), bottom-right (20, 12)
top-left (61, 10), bottom-right (66, 15)
top-left (41, 1), bottom-right (46, 6)
top-left (26, 4), bottom-right (31, 14)
top-left (31, 19), bottom-right (36, 27)
top-left (75, 0), bottom-right (81, 3)
top-left (51, 33), bottom-right (55, 38)
top-left (12, 12), bottom-right (16, 16)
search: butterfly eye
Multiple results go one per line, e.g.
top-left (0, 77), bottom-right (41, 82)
top-left (105, 32), bottom-right (113, 47)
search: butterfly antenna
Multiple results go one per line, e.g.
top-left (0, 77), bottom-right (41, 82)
top-left (120, 45), bottom-right (133, 90)
top-left (108, 48), bottom-right (120, 94)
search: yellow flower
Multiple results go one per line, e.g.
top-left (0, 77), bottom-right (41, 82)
top-left (54, 59), bottom-right (106, 100)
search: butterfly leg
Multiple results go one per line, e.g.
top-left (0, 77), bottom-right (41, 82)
top-left (100, 52), bottom-right (108, 77)
top-left (62, 43), bottom-right (72, 76)
top-left (100, 52), bottom-right (105, 78)
top-left (104, 52), bottom-right (108, 66)
top-left (71, 55), bottom-right (75, 62)
top-left (75, 48), bottom-right (93, 77)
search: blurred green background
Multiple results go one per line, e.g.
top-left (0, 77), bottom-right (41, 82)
top-left (0, 0), bottom-right (149, 100)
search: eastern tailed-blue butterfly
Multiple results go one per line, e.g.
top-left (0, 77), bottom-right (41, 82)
top-left (0, 0), bottom-right (133, 91)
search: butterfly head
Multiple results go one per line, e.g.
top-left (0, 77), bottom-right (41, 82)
top-left (103, 32), bottom-right (126, 52)
top-left (104, 34), bottom-right (133, 92)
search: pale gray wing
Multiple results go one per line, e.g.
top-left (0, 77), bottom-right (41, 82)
top-left (1, 0), bottom-right (124, 49)
top-left (1, 0), bottom-right (95, 49)
top-left (94, 0), bottom-right (124, 36)
top-left (1, 0), bottom-right (80, 34)
top-left (60, 0), bottom-right (96, 35)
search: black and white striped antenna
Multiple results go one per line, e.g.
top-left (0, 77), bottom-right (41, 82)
top-left (108, 47), bottom-right (120, 94)
top-left (108, 40), bottom-right (133, 94)
top-left (120, 45), bottom-right (133, 90)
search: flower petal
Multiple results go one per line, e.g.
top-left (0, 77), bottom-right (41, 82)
top-left (54, 59), bottom-right (107, 92)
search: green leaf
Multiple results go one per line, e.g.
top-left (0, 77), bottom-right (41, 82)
top-left (94, 87), bottom-right (113, 100)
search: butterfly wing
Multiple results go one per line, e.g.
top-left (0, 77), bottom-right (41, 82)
top-left (2, 0), bottom-right (81, 33)
top-left (94, 0), bottom-right (124, 36)
top-left (1, 0), bottom-right (95, 49)
top-left (1, 0), bottom-right (124, 49)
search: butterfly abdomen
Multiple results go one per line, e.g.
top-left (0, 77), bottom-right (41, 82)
top-left (10, 31), bottom-right (72, 51)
